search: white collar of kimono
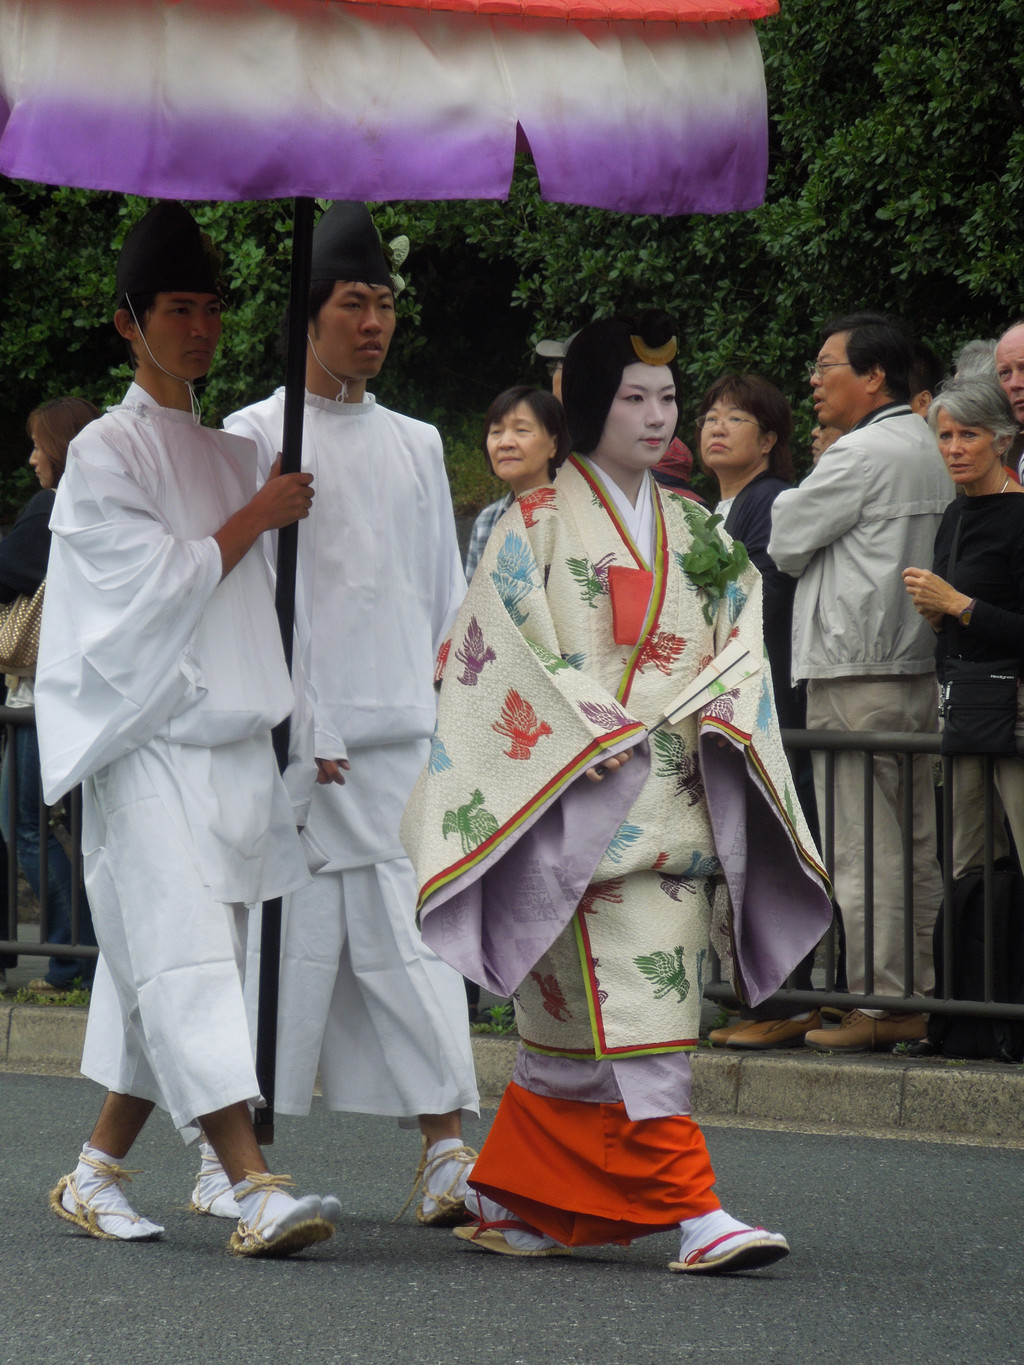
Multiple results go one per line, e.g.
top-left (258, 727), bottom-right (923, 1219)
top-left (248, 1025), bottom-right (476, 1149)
top-left (577, 456), bottom-right (655, 567)
top-left (297, 387), bottom-right (377, 417)
top-left (118, 381), bottom-right (205, 426)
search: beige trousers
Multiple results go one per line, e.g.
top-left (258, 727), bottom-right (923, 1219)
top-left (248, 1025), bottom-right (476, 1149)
top-left (807, 675), bottom-right (942, 998)
top-left (950, 687), bottom-right (1024, 878)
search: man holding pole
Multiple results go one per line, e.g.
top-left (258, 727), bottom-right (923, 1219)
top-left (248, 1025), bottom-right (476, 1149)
top-left (37, 201), bottom-right (340, 1257)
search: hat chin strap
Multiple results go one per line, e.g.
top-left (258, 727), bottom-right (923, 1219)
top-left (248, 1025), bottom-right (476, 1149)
top-left (307, 335), bottom-right (349, 404)
top-left (127, 297), bottom-right (202, 426)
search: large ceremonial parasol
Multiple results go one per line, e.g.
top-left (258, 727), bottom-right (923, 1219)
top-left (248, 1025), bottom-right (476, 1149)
top-left (0, 0), bottom-right (778, 1137)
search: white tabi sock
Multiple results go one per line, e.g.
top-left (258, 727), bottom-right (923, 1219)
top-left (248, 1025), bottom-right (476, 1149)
top-left (465, 1189), bottom-right (562, 1252)
top-left (231, 1176), bottom-right (324, 1242)
top-left (64, 1143), bottom-right (165, 1240)
top-left (420, 1137), bottom-right (474, 1220)
top-left (191, 1141), bottom-right (241, 1219)
top-left (677, 1208), bottom-right (778, 1265)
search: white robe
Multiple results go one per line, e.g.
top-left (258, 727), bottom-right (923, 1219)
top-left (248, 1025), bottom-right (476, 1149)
top-left (225, 389), bottom-right (479, 1118)
top-left (36, 384), bottom-right (311, 1134)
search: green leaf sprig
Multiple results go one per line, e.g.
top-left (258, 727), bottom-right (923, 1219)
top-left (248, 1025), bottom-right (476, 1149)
top-left (681, 514), bottom-right (749, 625)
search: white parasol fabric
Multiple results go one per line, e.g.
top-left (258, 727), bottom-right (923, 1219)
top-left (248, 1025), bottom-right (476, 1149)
top-left (0, 0), bottom-right (777, 215)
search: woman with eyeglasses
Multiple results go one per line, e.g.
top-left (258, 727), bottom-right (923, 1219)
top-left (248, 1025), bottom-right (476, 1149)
top-left (697, 374), bottom-right (827, 1051)
top-left (696, 374), bottom-right (798, 728)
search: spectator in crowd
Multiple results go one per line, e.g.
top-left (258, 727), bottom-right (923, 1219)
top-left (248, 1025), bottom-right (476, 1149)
top-left (403, 309), bottom-right (831, 1272)
top-left (954, 338), bottom-right (997, 379)
top-left (464, 387), bottom-right (569, 582)
top-left (0, 397), bottom-right (100, 994)
top-left (535, 335), bottom-right (575, 402)
top-left (810, 424), bottom-right (842, 466)
top-left (908, 339), bottom-right (945, 418)
top-left (226, 201), bottom-right (480, 1228)
top-left (696, 373), bottom-right (822, 1049)
top-left (651, 436), bottom-right (707, 505)
top-left (904, 376), bottom-right (1024, 876)
top-left (769, 313), bottom-right (952, 1053)
top-left (38, 201), bottom-right (339, 1256)
top-left (995, 324), bottom-right (1024, 481)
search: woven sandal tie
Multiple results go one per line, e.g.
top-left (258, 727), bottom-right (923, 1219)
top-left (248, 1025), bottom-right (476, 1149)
top-left (393, 1137), bottom-right (476, 1223)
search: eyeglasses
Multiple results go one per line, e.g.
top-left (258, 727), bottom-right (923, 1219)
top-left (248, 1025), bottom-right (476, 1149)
top-left (696, 412), bottom-right (761, 431)
top-left (807, 360), bottom-right (852, 379)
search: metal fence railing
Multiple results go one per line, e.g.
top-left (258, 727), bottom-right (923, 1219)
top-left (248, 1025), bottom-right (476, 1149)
top-left (707, 728), bottom-right (1024, 1025)
top-left (3, 711), bottom-right (1022, 1026)
top-left (0, 707), bottom-right (97, 972)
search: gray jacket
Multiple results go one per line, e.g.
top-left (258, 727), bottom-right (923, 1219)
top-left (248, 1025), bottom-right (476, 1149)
top-left (768, 405), bottom-right (952, 682)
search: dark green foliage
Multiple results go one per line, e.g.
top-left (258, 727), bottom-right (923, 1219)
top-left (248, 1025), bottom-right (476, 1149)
top-left (2, 0), bottom-right (1022, 514)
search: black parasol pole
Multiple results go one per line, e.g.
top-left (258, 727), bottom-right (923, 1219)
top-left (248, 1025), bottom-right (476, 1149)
top-left (254, 195), bottom-right (315, 1144)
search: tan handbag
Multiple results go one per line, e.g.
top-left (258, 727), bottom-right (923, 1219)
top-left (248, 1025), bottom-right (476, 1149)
top-left (0, 579), bottom-right (45, 677)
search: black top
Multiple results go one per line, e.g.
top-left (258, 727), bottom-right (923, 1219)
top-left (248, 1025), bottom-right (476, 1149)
top-left (932, 493), bottom-right (1024, 666)
top-left (0, 489), bottom-right (54, 602)
top-left (722, 470), bottom-right (803, 728)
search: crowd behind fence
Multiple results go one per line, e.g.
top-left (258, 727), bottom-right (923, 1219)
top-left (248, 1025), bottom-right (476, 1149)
top-left (3, 708), bottom-right (1022, 1029)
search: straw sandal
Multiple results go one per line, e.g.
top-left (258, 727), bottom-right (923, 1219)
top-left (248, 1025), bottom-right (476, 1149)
top-left (395, 1137), bottom-right (478, 1226)
top-left (228, 1173), bottom-right (334, 1259)
top-left (49, 1153), bottom-right (163, 1241)
top-left (453, 1217), bottom-right (572, 1258)
top-left (668, 1229), bottom-right (789, 1274)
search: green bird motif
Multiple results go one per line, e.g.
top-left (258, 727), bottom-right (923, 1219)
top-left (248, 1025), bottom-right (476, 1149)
top-left (633, 946), bottom-right (690, 1003)
top-left (442, 790), bottom-right (499, 856)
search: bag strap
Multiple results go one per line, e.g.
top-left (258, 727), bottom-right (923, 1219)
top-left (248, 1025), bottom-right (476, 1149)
top-left (946, 509), bottom-right (967, 657)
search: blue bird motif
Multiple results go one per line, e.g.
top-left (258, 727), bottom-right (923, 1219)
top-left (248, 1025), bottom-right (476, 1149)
top-left (606, 822), bottom-right (642, 865)
top-left (491, 532), bottom-right (538, 627)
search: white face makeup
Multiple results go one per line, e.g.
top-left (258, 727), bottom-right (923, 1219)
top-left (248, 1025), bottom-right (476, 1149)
top-left (589, 363), bottom-right (677, 500)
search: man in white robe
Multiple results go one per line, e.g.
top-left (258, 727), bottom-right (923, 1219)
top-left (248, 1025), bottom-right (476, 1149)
top-left (36, 202), bottom-right (341, 1258)
top-left (226, 202), bottom-right (479, 1222)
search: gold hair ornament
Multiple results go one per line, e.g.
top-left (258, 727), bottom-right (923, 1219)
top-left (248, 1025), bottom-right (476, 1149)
top-left (630, 334), bottom-right (677, 365)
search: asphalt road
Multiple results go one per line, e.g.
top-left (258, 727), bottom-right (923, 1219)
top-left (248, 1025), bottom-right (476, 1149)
top-left (1, 1071), bottom-right (1021, 1365)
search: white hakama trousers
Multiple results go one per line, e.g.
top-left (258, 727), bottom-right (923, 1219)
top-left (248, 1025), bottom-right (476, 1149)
top-left (271, 857), bottom-right (479, 1120)
top-left (80, 782), bottom-right (262, 1137)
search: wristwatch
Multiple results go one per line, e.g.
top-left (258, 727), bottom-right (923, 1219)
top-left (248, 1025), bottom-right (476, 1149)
top-left (958, 598), bottom-right (977, 627)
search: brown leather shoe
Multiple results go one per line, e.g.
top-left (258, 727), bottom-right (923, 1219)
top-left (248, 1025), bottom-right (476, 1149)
top-left (707, 1019), bottom-right (754, 1047)
top-left (727, 1012), bottom-right (822, 1049)
top-left (804, 1009), bottom-right (927, 1054)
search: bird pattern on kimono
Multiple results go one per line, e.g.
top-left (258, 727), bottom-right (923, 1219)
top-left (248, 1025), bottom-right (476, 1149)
top-left (636, 630), bottom-right (686, 676)
top-left (454, 616), bottom-right (497, 685)
top-left (578, 879), bottom-right (625, 915)
top-left (490, 532), bottom-right (539, 626)
top-left (566, 552), bottom-right (616, 608)
top-left (577, 700), bottom-right (633, 731)
top-left (518, 487), bottom-right (558, 528)
top-left (633, 946), bottom-right (691, 1003)
top-left (441, 789), bottom-right (500, 855)
top-left (529, 970), bottom-right (573, 1021)
top-left (491, 689), bottom-right (553, 759)
top-left (651, 729), bottom-right (704, 806)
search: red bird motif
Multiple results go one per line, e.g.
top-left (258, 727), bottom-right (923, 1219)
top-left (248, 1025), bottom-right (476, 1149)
top-left (433, 637), bottom-right (452, 685)
top-left (529, 970), bottom-right (572, 1021)
top-left (491, 688), bottom-right (552, 759)
top-left (637, 630), bottom-right (686, 676)
top-left (578, 879), bottom-right (625, 914)
top-left (518, 486), bottom-right (558, 528)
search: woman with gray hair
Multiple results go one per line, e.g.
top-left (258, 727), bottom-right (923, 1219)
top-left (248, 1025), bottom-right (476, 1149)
top-left (904, 375), bottom-right (1024, 875)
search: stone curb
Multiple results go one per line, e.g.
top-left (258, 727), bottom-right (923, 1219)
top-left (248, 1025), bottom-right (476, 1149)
top-left (6, 1007), bottom-right (1022, 1144)
top-left (470, 1036), bottom-right (1024, 1143)
top-left (1, 1002), bottom-right (87, 1067)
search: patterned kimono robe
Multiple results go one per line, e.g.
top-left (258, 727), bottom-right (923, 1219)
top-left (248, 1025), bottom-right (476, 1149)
top-left (403, 458), bottom-right (830, 1066)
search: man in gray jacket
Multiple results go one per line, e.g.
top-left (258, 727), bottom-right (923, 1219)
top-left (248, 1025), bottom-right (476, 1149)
top-left (769, 313), bottom-right (952, 1052)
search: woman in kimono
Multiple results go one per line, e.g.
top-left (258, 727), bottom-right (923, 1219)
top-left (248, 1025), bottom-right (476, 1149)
top-left (402, 312), bottom-right (831, 1273)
